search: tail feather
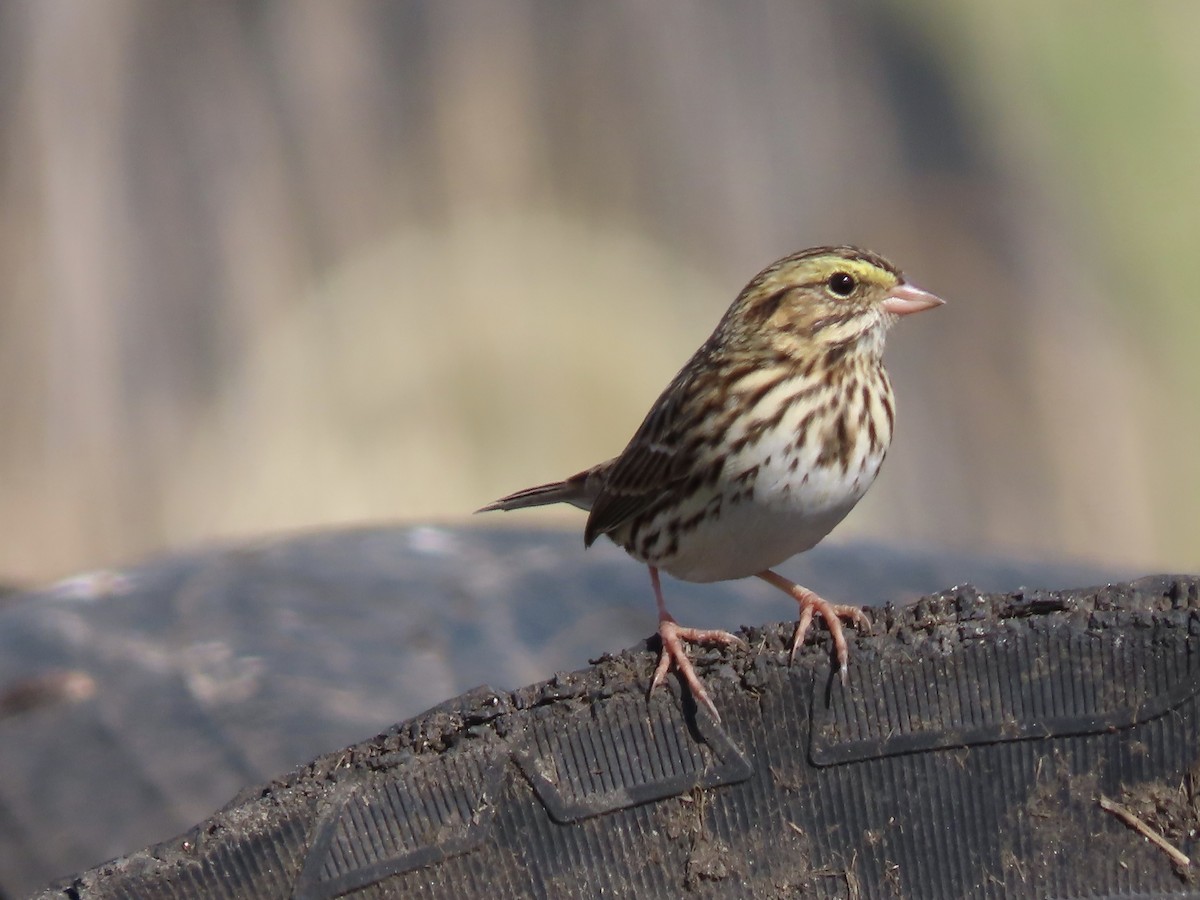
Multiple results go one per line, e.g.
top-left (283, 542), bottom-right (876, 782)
top-left (477, 465), bottom-right (605, 514)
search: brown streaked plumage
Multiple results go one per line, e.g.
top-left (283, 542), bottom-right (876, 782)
top-left (479, 246), bottom-right (944, 720)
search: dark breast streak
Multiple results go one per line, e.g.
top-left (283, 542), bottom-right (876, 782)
top-left (602, 346), bottom-right (893, 565)
top-left (812, 359), bottom-right (891, 474)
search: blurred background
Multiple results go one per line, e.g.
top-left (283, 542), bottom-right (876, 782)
top-left (1, 0), bottom-right (1197, 585)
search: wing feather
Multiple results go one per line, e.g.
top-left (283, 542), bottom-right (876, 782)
top-left (584, 363), bottom-right (707, 545)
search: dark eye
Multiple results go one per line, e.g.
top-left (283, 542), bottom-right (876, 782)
top-left (827, 272), bottom-right (856, 296)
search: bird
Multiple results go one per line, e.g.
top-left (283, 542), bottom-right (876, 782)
top-left (479, 246), bottom-right (944, 721)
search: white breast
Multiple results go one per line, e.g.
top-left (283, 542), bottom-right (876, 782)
top-left (636, 365), bottom-right (893, 583)
top-left (654, 438), bottom-right (884, 583)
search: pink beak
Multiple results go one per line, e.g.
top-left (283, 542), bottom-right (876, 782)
top-left (882, 282), bottom-right (945, 316)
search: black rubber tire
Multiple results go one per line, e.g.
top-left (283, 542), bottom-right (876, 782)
top-left (0, 526), bottom-right (1119, 897)
top-left (38, 574), bottom-right (1200, 898)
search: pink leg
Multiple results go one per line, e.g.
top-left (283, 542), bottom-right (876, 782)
top-left (756, 570), bottom-right (872, 681)
top-left (647, 566), bottom-right (743, 721)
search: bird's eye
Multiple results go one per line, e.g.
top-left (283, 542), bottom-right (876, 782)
top-left (827, 272), bottom-right (856, 297)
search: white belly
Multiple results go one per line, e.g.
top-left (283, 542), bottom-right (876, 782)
top-left (612, 361), bottom-right (894, 583)
top-left (658, 501), bottom-right (853, 582)
top-left (633, 438), bottom-right (885, 583)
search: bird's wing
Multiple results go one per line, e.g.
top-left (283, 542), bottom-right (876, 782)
top-left (583, 367), bottom-right (701, 546)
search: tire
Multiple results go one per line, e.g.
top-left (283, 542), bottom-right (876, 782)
top-left (40, 574), bottom-right (1200, 899)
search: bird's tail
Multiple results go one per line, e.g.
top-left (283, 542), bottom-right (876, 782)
top-left (476, 466), bottom-right (601, 513)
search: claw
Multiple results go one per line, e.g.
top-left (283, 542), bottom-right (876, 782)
top-left (758, 570), bottom-right (871, 676)
top-left (652, 616), bottom-right (743, 722)
top-left (646, 565), bottom-right (743, 721)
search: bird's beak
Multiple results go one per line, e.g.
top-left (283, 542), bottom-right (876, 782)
top-left (882, 282), bottom-right (945, 316)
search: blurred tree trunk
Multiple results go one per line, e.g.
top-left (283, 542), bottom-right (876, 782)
top-left (0, 0), bottom-right (1181, 580)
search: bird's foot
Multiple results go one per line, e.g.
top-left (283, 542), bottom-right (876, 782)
top-left (756, 570), bottom-right (872, 681)
top-left (789, 594), bottom-right (872, 679)
top-left (650, 616), bottom-right (743, 722)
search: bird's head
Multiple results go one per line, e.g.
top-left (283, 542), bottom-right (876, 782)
top-left (719, 246), bottom-right (944, 360)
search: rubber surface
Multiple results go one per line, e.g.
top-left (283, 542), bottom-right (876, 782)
top-left (0, 525), bottom-right (1120, 897)
top-left (41, 574), bottom-right (1200, 898)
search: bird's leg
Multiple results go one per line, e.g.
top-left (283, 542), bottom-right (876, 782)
top-left (755, 570), bottom-right (872, 681)
top-left (647, 565), bottom-right (743, 722)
